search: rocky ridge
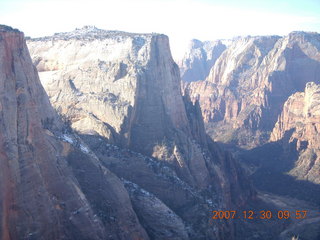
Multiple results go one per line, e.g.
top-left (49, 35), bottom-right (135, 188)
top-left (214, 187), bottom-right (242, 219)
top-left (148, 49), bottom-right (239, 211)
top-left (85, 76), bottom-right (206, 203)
top-left (31, 25), bottom-right (157, 41)
top-left (185, 32), bottom-right (320, 148)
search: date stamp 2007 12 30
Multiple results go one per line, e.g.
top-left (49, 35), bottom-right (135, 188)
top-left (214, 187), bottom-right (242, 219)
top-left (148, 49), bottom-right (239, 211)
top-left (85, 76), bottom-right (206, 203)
top-left (211, 210), bottom-right (308, 220)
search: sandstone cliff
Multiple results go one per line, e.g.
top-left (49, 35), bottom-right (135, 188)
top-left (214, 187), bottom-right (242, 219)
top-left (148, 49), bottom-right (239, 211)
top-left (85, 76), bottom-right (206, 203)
top-left (27, 26), bottom-right (255, 239)
top-left (270, 82), bottom-right (320, 184)
top-left (178, 39), bottom-right (226, 82)
top-left (185, 32), bottom-right (320, 148)
top-left (0, 25), bottom-right (149, 240)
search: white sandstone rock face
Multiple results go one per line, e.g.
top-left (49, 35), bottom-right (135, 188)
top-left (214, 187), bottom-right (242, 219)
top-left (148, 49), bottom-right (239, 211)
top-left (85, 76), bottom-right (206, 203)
top-left (28, 26), bottom-right (190, 147)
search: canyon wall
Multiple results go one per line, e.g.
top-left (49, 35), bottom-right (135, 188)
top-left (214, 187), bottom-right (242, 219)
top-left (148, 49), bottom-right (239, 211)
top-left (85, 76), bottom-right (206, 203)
top-left (270, 82), bottom-right (320, 184)
top-left (184, 32), bottom-right (320, 148)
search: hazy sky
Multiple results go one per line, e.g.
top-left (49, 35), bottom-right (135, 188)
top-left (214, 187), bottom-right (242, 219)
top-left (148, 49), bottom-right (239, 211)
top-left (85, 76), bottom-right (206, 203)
top-left (1, 0), bottom-right (320, 59)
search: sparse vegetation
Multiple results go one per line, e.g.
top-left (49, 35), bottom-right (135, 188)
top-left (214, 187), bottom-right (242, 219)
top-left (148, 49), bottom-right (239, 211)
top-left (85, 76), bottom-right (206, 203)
top-left (41, 117), bottom-right (54, 130)
top-left (59, 113), bottom-right (73, 134)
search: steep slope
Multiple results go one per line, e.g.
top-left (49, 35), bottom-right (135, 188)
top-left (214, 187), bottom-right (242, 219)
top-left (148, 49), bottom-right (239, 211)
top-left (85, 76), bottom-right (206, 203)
top-left (27, 26), bottom-right (256, 239)
top-left (178, 39), bottom-right (226, 82)
top-left (186, 32), bottom-right (320, 148)
top-left (270, 82), bottom-right (320, 184)
top-left (0, 25), bottom-right (149, 240)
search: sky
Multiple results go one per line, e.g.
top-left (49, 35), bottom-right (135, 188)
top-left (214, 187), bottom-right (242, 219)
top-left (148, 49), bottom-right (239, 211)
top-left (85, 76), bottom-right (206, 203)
top-left (1, 0), bottom-right (320, 59)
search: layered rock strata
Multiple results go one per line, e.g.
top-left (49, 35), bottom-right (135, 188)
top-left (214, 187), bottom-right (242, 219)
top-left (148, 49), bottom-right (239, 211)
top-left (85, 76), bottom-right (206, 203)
top-left (185, 32), bottom-right (320, 148)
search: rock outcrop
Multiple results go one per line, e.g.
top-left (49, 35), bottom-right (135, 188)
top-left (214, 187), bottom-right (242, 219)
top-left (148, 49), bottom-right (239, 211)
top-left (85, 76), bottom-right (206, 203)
top-left (0, 25), bottom-right (149, 240)
top-left (28, 26), bottom-right (189, 151)
top-left (27, 26), bottom-right (255, 239)
top-left (178, 39), bottom-right (226, 82)
top-left (185, 32), bottom-right (320, 148)
top-left (270, 82), bottom-right (320, 184)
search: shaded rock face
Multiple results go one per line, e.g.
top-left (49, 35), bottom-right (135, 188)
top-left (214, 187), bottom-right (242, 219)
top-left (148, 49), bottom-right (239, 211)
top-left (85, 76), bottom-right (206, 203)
top-left (28, 27), bottom-right (255, 239)
top-left (0, 25), bottom-right (149, 240)
top-left (270, 82), bottom-right (320, 184)
top-left (185, 32), bottom-right (320, 148)
top-left (178, 39), bottom-right (227, 82)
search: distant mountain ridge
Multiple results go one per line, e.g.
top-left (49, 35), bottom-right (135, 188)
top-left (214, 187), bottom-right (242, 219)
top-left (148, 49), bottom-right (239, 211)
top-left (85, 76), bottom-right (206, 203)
top-left (178, 39), bottom-right (227, 82)
top-left (184, 31), bottom-right (320, 149)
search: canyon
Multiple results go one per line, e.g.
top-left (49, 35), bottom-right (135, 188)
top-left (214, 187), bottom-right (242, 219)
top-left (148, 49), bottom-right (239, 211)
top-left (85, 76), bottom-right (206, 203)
top-left (26, 26), bottom-right (261, 240)
top-left (183, 31), bottom-right (320, 184)
top-left (0, 23), bottom-right (319, 240)
top-left (0, 25), bottom-right (264, 240)
top-left (182, 32), bottom-right (320, 238)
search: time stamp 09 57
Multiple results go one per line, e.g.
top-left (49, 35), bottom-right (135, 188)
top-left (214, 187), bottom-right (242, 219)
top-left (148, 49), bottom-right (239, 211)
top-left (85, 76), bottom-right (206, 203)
top-left (211, 210), bottom-right (308, 220)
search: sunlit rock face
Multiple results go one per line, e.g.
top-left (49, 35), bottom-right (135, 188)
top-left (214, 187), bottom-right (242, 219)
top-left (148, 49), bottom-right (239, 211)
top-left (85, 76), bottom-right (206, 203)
top-left (185, 32), bottom-right (320, 148)
top-left (270, 82), bottom-right (320, 184)
top-left (28, 26), bottom-right (190, 153)
top-left (178, 39), bottom-right (227, 82)
top-left (28, 26), bottom-right (255, 240)
top-left (0, 25), bottom-right (150, 240)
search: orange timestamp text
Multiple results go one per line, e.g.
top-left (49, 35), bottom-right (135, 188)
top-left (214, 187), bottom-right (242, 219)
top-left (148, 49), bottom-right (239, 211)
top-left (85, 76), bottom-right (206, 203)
top-left (211, 210), bottom-right (308, 220)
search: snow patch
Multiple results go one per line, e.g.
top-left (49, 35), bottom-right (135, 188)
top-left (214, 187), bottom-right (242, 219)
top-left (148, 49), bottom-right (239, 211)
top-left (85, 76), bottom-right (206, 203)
top-left (80, 144), bottom-right (90, 154)
top-left (62, 134), bottom-right (74, 144)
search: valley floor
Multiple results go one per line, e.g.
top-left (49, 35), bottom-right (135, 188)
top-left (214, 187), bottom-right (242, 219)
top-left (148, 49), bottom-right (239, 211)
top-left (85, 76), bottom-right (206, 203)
top-left (258, 192), bottom-right (320, 239)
